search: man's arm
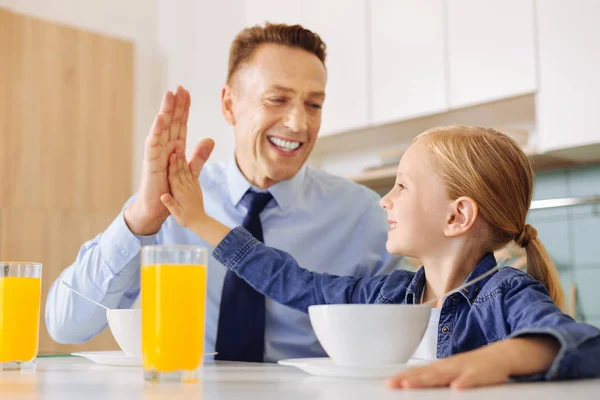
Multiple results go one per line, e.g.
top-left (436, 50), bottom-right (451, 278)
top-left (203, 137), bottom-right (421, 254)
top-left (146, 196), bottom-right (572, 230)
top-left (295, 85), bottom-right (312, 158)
top-left (45, 198), bottom-right (157, 343)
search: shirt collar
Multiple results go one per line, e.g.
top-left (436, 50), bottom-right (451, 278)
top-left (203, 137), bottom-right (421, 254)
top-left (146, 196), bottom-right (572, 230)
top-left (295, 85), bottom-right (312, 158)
top-left (226, 157), bottom-right (307, 211)
top-left (405, 252), bottom-right (498, 305)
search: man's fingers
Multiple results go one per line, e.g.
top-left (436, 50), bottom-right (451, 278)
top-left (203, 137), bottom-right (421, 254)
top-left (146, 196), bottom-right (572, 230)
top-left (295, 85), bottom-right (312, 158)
top-left (145, 114), bottom-right (166, 160)
top-left (179, 109), bottom-right (189, 143)
top-left (176, 151), bottom-right (186, 184)
top-left (168, 152), bottom-right (179, 182)
top-left (179, 89), bottom-right (191, 142)
top-left (170, 86), bottom-right (186, 141)
top-left (159, 91), bottom-right (175, 126)
top-left (189, 139), bottom-right (215, 179)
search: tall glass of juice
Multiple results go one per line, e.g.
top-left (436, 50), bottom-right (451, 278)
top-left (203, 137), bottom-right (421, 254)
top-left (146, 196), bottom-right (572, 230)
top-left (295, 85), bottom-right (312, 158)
top-left (141, 245), bottom-right (207, 382)
top-left (0, 262), bottom-right (42, 371)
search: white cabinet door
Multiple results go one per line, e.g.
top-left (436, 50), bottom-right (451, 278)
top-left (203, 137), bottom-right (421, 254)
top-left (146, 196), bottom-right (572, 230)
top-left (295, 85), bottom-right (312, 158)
top-left (245, 0), bottom-right (369, 136)
top-left (536, 0), bottom-right (600, 151)
top-left (446, 0), bottom-right (536, 108)
top-left (370, 0), bottom-right (447, 125)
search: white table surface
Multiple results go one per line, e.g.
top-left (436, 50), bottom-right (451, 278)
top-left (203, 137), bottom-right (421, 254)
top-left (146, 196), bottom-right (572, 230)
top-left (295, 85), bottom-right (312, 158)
top-left (0, 356), bottom-right (599, 400)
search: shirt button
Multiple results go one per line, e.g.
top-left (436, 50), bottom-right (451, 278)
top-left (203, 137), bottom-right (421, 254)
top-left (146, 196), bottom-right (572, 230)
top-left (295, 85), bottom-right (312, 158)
top-left (442, 326), bottom-right (450, 334)
top-left (121, 249), bottom-right (129, 257)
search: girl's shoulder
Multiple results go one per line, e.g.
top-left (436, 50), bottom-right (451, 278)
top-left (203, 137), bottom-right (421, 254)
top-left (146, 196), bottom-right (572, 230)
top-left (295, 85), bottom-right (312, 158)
top-left (476, 266), bottom-right (549, 302)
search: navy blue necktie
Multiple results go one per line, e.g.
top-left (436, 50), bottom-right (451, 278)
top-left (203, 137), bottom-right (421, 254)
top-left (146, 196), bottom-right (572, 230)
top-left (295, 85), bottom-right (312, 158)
top-left (215, 191), bottom-right (273, 362)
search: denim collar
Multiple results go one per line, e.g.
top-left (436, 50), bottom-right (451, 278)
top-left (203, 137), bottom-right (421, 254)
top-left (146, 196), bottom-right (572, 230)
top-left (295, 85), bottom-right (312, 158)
top-left (405, 252), bottom-right (498, 305)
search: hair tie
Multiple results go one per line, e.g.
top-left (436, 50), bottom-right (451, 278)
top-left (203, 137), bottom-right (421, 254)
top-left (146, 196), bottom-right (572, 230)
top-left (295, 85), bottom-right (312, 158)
top-left (515, 224), bottom-right (537, 248)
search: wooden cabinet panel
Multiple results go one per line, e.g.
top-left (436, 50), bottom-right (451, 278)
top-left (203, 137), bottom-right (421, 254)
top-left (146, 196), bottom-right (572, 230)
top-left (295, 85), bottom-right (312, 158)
top-left (0, 8), bottom-right (134, 354)
top-left (0, 8), bottom-right (133, 213)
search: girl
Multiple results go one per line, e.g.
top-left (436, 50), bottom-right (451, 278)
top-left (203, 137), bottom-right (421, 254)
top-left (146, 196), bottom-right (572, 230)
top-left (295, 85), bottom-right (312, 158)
top-left (160, 126), bottom-right (600, 389)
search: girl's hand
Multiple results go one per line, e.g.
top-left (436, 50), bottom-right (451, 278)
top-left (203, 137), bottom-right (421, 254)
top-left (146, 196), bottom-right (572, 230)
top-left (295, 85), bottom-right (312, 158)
top-left (387, 337), bottom-right (558, 390)
top-left (160, 147), bottom-right (209, 229)
top-left (160, 139), bottom-right (232, 247)
top-left (387, 347), bottom-right (512, 390)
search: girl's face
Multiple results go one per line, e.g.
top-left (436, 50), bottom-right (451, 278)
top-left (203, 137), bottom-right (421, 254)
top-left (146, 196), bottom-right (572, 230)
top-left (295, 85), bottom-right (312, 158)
top-left (379, 139), bottom-right (452, 258)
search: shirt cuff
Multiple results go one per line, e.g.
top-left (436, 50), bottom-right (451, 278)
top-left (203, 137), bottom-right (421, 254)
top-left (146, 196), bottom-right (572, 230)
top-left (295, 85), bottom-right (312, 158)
top-left (212, 226), bottom-right (259, 269)
top-left (136, 233), bottom-right (157, 247)
top-left (98, 210), bottom-right (151, 276)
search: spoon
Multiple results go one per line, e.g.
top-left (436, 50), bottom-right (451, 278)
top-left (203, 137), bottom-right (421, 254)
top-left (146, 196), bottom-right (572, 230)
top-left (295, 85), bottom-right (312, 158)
top-left (61, 281), bottom-right (111, 311)
top-left (424, 257), bottom-right (510, 306)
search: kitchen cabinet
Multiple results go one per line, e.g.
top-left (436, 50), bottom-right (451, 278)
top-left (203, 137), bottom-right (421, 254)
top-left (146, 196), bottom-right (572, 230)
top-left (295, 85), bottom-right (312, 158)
top-left (369, 0), bottom-right (447, 125)
top-left (535, 0), bottom-right (600, 151)
top-left (446, 0), bottom-right (537, 108)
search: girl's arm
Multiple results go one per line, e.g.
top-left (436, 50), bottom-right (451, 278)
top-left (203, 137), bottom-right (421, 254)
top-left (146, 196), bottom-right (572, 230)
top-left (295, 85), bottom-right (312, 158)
top-left (388, 272), bottom-right (600, 389)
top-left (160, 151), bottom-right (409, 312)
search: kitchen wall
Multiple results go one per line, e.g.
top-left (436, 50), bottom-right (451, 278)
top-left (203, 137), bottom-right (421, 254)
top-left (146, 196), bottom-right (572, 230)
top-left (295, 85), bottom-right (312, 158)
top-left (529, 165), bottom-right (600, 329)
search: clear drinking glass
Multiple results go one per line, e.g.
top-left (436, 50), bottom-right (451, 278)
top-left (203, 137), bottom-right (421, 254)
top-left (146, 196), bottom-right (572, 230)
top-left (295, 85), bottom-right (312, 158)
top-left (0, 262), bottom-right (42, 371)
top-left (141, 245), bottom-right (207, 382)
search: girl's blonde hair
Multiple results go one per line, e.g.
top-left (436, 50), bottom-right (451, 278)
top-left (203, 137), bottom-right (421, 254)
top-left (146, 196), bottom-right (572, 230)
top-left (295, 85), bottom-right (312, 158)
top-left (416, 125), bottom-right (565, 310)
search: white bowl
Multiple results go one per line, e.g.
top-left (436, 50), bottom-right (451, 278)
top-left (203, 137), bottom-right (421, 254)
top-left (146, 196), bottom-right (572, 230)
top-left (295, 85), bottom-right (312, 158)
top-left (106, 309), bottom-right (141, 357)
top-left (308, 304), bottom-right (431, 367)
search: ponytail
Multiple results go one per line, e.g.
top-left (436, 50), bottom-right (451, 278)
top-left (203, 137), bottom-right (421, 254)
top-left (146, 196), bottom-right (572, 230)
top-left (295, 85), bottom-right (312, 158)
top-left (516, 224), bottom-right (566, 310)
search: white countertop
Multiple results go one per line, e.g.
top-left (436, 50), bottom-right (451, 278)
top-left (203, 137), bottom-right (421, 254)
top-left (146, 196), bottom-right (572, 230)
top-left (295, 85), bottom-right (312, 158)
top-left (1, 356), bottom-right (599, 400)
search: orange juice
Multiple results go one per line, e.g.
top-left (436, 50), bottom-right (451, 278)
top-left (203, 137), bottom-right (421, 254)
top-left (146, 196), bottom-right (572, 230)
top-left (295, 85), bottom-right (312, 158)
top-left (141, 264), bottom-right (207, 372)
top-left (0, 277), bottom-right (41, 362)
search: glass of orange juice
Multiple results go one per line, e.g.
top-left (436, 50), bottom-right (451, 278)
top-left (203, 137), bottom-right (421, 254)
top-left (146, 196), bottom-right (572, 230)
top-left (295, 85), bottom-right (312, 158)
top-left (0, 262), bottom-right (42, 371)
top-left (141, 245), bottom-right (207, 382)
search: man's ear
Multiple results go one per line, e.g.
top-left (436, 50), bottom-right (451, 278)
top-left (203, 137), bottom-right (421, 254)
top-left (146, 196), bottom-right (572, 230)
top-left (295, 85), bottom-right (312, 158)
top-left (221, 84), bottom-right (236, 126)
top-left (444, 196), bottom-right (478, 237)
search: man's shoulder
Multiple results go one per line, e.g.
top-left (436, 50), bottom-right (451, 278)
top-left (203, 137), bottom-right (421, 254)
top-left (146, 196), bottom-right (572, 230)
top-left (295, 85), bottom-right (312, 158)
top-left (304, 166), bottom-right (382, 204)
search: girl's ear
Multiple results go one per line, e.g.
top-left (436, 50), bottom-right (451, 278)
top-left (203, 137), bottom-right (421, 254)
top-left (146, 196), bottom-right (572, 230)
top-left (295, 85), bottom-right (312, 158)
top-left (444, 196), bottom-right (478, 237)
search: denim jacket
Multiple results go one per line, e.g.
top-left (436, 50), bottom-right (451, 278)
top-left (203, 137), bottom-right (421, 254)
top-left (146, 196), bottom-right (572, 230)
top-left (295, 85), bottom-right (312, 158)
top-left (213, 227), bottom-right (600, 381)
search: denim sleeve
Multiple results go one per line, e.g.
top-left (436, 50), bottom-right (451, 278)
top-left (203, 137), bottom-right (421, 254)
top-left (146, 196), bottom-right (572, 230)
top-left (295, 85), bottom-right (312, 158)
top-left (503, 274), bottom-right (600, 381)
top-left (212, 226), bottom-right (406, 313)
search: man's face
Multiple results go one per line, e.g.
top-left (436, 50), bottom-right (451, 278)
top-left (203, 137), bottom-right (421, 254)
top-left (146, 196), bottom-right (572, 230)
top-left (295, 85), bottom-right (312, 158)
top-left (223, 44), bottom-right (327, 188)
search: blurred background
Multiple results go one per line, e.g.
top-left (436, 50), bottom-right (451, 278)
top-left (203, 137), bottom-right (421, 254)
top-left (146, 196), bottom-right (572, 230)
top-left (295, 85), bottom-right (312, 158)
top-left (1, 0), bottom-right (599, 353)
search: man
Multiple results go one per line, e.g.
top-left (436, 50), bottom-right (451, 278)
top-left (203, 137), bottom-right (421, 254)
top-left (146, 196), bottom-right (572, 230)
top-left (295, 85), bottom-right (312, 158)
top-left (46, 23), bottom-right (401, 362)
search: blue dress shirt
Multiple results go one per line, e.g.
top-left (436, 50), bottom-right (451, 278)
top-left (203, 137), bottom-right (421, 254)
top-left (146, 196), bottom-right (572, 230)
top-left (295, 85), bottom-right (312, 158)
top-left (45, 160), bottom-right (401, 361)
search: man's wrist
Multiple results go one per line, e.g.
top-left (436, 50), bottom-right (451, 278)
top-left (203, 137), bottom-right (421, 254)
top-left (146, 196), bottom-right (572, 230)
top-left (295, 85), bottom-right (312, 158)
top-left (124, 203), bottom-right (166, 236)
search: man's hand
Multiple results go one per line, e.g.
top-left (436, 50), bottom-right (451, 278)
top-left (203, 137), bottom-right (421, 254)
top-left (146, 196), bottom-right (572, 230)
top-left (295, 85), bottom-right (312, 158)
top-left (124, 86), bottom-right (190, 235)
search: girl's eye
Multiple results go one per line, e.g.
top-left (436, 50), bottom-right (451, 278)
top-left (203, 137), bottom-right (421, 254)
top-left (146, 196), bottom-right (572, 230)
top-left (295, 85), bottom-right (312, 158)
top-left (397, 183), bottom-right (406, 190)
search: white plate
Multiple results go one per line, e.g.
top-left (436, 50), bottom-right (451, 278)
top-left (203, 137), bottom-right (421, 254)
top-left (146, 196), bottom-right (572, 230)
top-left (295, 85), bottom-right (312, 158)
top-left (71, 351), bottom-right (218, 367)
top-left (277, 357), bottom-right (430, 379)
